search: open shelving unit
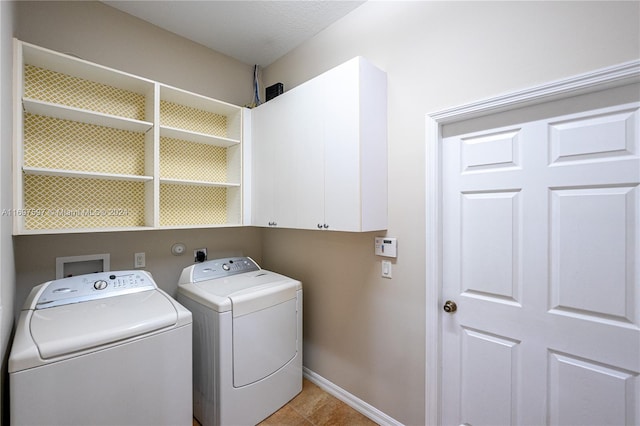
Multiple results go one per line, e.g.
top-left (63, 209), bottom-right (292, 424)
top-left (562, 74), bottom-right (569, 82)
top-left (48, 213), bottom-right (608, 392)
top-left (13, 39), bottom-right (245, 234)
top-left (158, 85), bottom-right (243, 227)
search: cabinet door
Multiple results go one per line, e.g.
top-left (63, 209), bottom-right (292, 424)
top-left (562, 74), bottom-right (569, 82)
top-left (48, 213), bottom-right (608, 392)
top-left (253, 92), bottom-right (303, 228)
top-left (270, 92), bottom-right (299, 228)
top-left (322, 59), bottom-right (362, 231)
top-left (324, 58), bottom-right (388, 232)
top-left (253, 79), bottom-right (324, 230)
top-left (285, 78), bottom-right (324, 230)
top-left (251, 97), bottom-right (279, 226)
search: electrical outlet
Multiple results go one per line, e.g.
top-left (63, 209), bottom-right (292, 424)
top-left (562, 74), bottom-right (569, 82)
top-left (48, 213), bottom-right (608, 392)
top-left (134, 252), bottom-right (145, 268)
top-left (194, 248), bottom-right (207, 263)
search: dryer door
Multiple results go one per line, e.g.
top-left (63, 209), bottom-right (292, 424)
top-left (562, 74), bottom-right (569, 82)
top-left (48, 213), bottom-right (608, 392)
top-left (232, 297), bottom-right (298, 387)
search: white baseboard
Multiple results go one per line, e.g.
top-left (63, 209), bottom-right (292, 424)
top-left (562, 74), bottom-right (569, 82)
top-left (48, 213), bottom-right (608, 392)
top-left (302, 367), bottom-right (404, 426)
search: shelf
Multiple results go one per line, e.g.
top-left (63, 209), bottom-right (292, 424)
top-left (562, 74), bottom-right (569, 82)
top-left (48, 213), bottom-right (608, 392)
top-left (23, 174), bottom-right (148, 231)
top-left (156, 223), bottom-right (241, 231)
top-left (160, 183), bottom-right (233, 226)
top-left (23, 167), bottom-right (153, 182)
top-left (159, 125), bottom-right (238, 147)
top-left (160, 84), bottom-right (241, 117)
top-left (23, 112), bottom-right (149, 177)
top-left (160, 84), bottom-right (243, 142)
top-left (159, 178), bottom-right (239, 187)
top-left (23, 98), bottom-right (153, 133)
top-left (160, 135), bottom-right (235, 184)
top-left (17, 226), bottom-right (157, 236)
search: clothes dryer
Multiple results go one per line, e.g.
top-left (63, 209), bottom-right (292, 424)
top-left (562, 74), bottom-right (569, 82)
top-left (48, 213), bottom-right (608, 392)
top-left (9, 270), bottom-right (192, 426)
top-left (177, 257), bottom-right (302, 426)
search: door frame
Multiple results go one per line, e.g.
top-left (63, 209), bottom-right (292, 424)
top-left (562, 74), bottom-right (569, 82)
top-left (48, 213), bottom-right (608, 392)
top-left (424, 59), bottom-right (640, 426)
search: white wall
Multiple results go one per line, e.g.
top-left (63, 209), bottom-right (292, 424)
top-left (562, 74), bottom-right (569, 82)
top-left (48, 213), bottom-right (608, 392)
top-left (0, 0), bottom-right (16, 421)
top-left (261, 2), bottom-right (640, 424)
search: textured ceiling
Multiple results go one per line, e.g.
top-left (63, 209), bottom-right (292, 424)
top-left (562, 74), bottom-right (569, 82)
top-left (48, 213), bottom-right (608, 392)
top-left (102, 1), bottom-right (365, 67)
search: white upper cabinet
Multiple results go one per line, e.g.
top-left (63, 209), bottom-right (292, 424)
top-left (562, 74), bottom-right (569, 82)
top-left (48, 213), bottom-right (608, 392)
top-left (251, 57), bottom-right (388, 232)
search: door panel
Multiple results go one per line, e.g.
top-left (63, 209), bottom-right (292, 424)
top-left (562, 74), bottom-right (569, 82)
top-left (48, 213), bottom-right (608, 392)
top-left (442, 101), bottom-right (640, 426)
top-left (461, 130), bottom-right (521, 172)
top-left (461, 191), bottom-right (521, 301)
top-left (550, 186), bottom-right (635, 320)
top-left (461, 328), bottom-right (519, 426)
top-left (549, 109), bottom-right (637, 163)
top-left (548, 351), bottom-right (636, 426)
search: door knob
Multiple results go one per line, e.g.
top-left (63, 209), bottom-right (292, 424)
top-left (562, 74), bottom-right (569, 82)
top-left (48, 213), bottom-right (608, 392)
top-left (443, 300), bottom-right (457, 313)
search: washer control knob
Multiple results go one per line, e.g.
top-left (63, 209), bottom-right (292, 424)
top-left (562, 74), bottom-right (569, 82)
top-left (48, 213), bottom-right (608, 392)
top-left (94, 280), bottom-right (108, 290)
top-left (222, 264), bottom-right (230, 271)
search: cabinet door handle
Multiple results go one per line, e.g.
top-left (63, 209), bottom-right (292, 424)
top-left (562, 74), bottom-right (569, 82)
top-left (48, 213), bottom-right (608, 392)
top-left (317, 224), bottom-right (323, 229)
top-left (323, 224), bottom-right (329, 229)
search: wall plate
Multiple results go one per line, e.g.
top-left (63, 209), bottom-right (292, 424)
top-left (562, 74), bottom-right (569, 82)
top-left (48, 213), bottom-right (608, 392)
top-left (56, 253), bottom-right (110, 279)
top-left (375, 237), bottom-right (397, 258)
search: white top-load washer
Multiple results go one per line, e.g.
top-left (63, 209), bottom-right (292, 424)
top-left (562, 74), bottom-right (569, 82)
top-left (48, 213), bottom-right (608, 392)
top-left (177, 257), bottom-right (302, 426)
top-left (9, 270), bottom-right (193, 426)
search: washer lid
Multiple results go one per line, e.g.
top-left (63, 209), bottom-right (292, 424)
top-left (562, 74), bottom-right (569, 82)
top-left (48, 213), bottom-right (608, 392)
top-left (29, 290), bottom-right (177, 359)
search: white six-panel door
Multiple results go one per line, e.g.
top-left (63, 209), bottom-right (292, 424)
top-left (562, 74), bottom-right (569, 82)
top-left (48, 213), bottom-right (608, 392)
top-left (441, 102), bottom-right (639, 425)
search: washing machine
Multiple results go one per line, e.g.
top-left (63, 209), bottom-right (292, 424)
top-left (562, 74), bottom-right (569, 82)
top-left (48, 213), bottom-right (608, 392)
top-left (9, 270), bottom-right (193, 426)
top-left (177, 257), bottom-right (302, 426)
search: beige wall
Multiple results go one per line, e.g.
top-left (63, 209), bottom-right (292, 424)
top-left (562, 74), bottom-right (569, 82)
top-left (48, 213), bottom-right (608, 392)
top-left (261, 2), bottom-right (640, 424)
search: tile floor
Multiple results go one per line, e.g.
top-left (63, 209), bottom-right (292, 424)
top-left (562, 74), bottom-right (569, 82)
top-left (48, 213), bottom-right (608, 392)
top-left (193, 378), bottom-right (378, 426)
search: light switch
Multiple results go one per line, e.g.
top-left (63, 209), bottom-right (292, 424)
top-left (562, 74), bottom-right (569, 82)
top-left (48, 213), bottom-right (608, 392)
top-left (382, 260), bottom-right (392, 278)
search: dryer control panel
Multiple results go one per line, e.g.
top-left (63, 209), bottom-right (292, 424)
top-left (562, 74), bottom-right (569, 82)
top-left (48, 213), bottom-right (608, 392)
top-left (192, 257), bottom-right (260, 282)
top-left (34, 270), bottom-right (156, 309)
